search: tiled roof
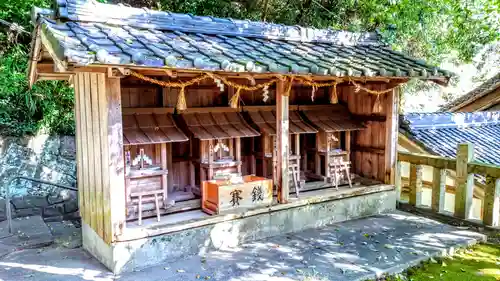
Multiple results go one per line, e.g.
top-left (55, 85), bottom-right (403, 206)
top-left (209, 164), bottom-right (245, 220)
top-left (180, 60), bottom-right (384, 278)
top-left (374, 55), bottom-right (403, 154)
top-left (180, 112), bottom-right (260, 140)
top-left (33, 0), bottom-right (451, 80)
top-left (400, 111), bottom-right (500, 165)
top-left (122, 113), bottom-right (188, 145)
top-left (440, 73), bottom-right (500, 112)
top-left (245, 110), bottom-right (317, 136)
top-left (301, 105), bottom-right (366, 133)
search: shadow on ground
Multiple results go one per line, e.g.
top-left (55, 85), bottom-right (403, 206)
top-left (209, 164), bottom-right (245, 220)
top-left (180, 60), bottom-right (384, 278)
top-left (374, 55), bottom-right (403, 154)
top-left (0, 211), bottom-right (486, 281)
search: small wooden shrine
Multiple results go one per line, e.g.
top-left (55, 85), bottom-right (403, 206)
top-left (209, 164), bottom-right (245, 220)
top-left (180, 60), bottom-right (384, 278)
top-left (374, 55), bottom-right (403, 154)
top-left (244, 106), bottom-right (317, 192)
top-left (300, 104), bottom-right (366, 187)
top-left (27, 0), bottom-right (451, 274)
top-left (122, 112), bottom-right (188, 223)
top-left (175, 109), bottom-right (260, 194)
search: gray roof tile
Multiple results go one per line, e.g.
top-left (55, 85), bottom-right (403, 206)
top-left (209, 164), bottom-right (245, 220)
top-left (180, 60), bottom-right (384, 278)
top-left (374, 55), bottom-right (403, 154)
top-left (440, 73), bottom-right (500, 111)
top-left (400, 111), bottom-right (500, 165)
top-left (35, 0), bottom-right (451, 80)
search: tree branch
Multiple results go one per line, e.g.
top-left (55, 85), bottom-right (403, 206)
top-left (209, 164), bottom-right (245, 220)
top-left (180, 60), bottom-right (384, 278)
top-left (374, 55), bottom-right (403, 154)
top-left (0, 19), bottom-right (30, 35)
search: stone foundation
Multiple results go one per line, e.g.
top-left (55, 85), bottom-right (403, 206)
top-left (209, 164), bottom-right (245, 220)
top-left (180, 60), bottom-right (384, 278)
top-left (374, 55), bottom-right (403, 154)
top-left (85, 187), bottom-right (396, 274)
top-left (0, 135), bottom-right (78, 221)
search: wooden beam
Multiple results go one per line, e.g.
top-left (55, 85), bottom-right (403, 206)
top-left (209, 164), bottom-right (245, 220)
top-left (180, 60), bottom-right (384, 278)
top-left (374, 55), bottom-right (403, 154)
top-left (395, 161), bottom-right (402, 202)
top-left (397, 152), bottom-right (456, 170)
top-left (409, 164), bottom-right (423, 207)
top-left (384, 86), bottom-right (399, 185)
top-left (483, 176), bottom-right (499, 227)
top-left (28, 26), bottom-right (42, 88)
top-left (276, 79), bottom-right (289, 203)
top-left (90, 73), bottom-right (104, 239)
top-left (39, 30), bottom-right (68, 72)
top-left (431, 168), bottom-right (446, 213)
top-left (455, 143), bottom-right (474, 220)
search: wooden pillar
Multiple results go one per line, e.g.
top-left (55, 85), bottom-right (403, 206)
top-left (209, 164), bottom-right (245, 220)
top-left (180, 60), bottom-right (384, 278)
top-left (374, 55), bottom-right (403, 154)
top-left (455, 143), bottom-right (474, 219)
top-left (409, 164), bottom-right (423, 207)
top-left (250, 138), bottom-right (256, 175)
top-left (345, 131), bottom-right (351, 162)
top-left (431, 168), bottom-right (446, 213)
top-left (262, 136), bottom-right (269, 178)
top-left (483, 176), bottom-right (500, 227)
top-left (235, 137), bottom-right (241, 174)
top-left (295, 134), bottom-right (300, 171)
top-left (74, 72), bottom-right (126, 244)
top-left (189, 140), bottom-right (195, 188)
top-left (384, 86), bottom-right (399, 184)
top-left (394, 161), bottom-right (402, 202)
top-left (276, 79), bottom-right (289, 203)
top-left (160, 143), bottom-right (168, 205)
top-left (315, 133), bottom-right (322, 176)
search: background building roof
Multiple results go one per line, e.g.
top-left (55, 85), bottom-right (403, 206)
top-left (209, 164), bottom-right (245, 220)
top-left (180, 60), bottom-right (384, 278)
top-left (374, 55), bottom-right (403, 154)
top-left (400, 111), bottom-right (500, 165)
top-left (440, 73), bottom-right (500, 112)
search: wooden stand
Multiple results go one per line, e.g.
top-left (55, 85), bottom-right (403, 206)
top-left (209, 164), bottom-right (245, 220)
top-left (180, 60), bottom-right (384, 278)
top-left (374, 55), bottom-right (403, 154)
top-left (192, 137), bottom-right (243, 193)
top-left (244, 106), bottom-right (317, 196)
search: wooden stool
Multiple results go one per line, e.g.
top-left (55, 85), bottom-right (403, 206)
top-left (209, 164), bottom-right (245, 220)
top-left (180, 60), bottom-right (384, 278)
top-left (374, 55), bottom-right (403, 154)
top-left (130, 190), bottom-right (163, 225)
top-left (328, 158), bottom-right (353, 189)
top-left (289, 155), bottom-right (302, 197)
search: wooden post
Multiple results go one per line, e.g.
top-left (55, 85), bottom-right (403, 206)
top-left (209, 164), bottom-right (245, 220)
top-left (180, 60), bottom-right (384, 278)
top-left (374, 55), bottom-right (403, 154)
top-left (189, 140), bottom-right (195, 188)
top-left (235, 137), bottom-right (241, 174)
top-left (250, 137), bottom-right (256, 175)
top-left (276, 79), bottom-right (289, 203)
top-left (105, 75), bottom-right (126, 242)
top-left (74, 72), bottom-right (126, 244)
top-left (455, 143), bottom-right (474, 219)
top-left (315, 134), bottom-right (321, 176)
top-left (409, 164), bottom-right (423, 206)
top-left (431, 168), bottom-right (446, 213)
top-left (345, 131), bottom-right (351, 162)
top-left (483, 176), bottom-right (500, 226)
top-left (394, 161), bottom-right (402, 202)
top-left (384, 86), bottom-right (399, 184)
top-left (160, 143), bottom-right (168, 205)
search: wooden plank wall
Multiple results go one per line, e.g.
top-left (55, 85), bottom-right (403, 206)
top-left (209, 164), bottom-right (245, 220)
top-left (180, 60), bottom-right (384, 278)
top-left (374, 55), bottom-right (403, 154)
top-left (74, 72), bottom-right (126, 244)
top-left (337, 83), bottom-right (392, 183)
top-left (119, 77), bottom-right (398, 186)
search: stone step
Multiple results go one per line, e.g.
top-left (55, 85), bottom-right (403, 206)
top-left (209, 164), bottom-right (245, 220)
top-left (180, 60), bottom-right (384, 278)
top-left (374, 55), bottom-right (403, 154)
top-left (0, 215), bottom-right (54, 257)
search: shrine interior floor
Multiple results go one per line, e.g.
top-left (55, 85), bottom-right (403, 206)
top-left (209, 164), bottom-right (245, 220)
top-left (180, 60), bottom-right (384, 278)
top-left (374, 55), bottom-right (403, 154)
top-left (0, 211), bottom-right (486, 281)
top-left (126, 180), bottom-right (382, 230)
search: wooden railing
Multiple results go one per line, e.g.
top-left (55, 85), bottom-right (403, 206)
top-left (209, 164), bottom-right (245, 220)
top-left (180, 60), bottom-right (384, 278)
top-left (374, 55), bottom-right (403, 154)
top-left (396, 143), bottom-right (500, 227)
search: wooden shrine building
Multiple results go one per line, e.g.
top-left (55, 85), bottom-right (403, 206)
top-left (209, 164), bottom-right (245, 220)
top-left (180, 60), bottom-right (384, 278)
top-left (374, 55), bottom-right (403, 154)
top-left (27, 0), bottom-right (451, 273)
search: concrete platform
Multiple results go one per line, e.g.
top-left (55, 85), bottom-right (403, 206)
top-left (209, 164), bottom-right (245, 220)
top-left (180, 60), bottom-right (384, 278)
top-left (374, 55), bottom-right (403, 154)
top-left (0, 211), bottom-right (486, 281)
top-left (85, 184), bottom-right (397, 273)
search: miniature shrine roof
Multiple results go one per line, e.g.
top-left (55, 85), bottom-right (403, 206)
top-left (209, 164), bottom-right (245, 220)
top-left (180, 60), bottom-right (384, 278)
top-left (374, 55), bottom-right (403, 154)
top-left (245, 109), bottom-right (317, 136)
top-left (32, 0), bottom-right (451, 81)
top-left (400, 111), bottom-right (500, 165)
top-left (180, 111), bottom-right (260, 140)
top-left (122, 113), bottom-right (188, 145)
top-left (301, 105), bottom-right (366, 133)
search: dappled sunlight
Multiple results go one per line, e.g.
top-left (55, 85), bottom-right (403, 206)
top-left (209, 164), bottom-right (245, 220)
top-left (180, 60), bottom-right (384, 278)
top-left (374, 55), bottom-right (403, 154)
top-left (0, 262), bottom-right (112, 281)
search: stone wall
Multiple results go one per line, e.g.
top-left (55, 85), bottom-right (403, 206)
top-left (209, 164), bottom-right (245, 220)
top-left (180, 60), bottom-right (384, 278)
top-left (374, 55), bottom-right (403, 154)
top-left (0, 135), bottom-right (78, 221)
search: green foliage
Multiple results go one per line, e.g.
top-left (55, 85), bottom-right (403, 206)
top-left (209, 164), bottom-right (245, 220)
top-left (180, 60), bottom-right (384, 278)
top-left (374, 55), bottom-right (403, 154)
top-left (380, 244), bottom-right (500, 281)
top-left (0, 45), bottom-right (74, 136)
top-left (0, 0), bottom-right (499, 135)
